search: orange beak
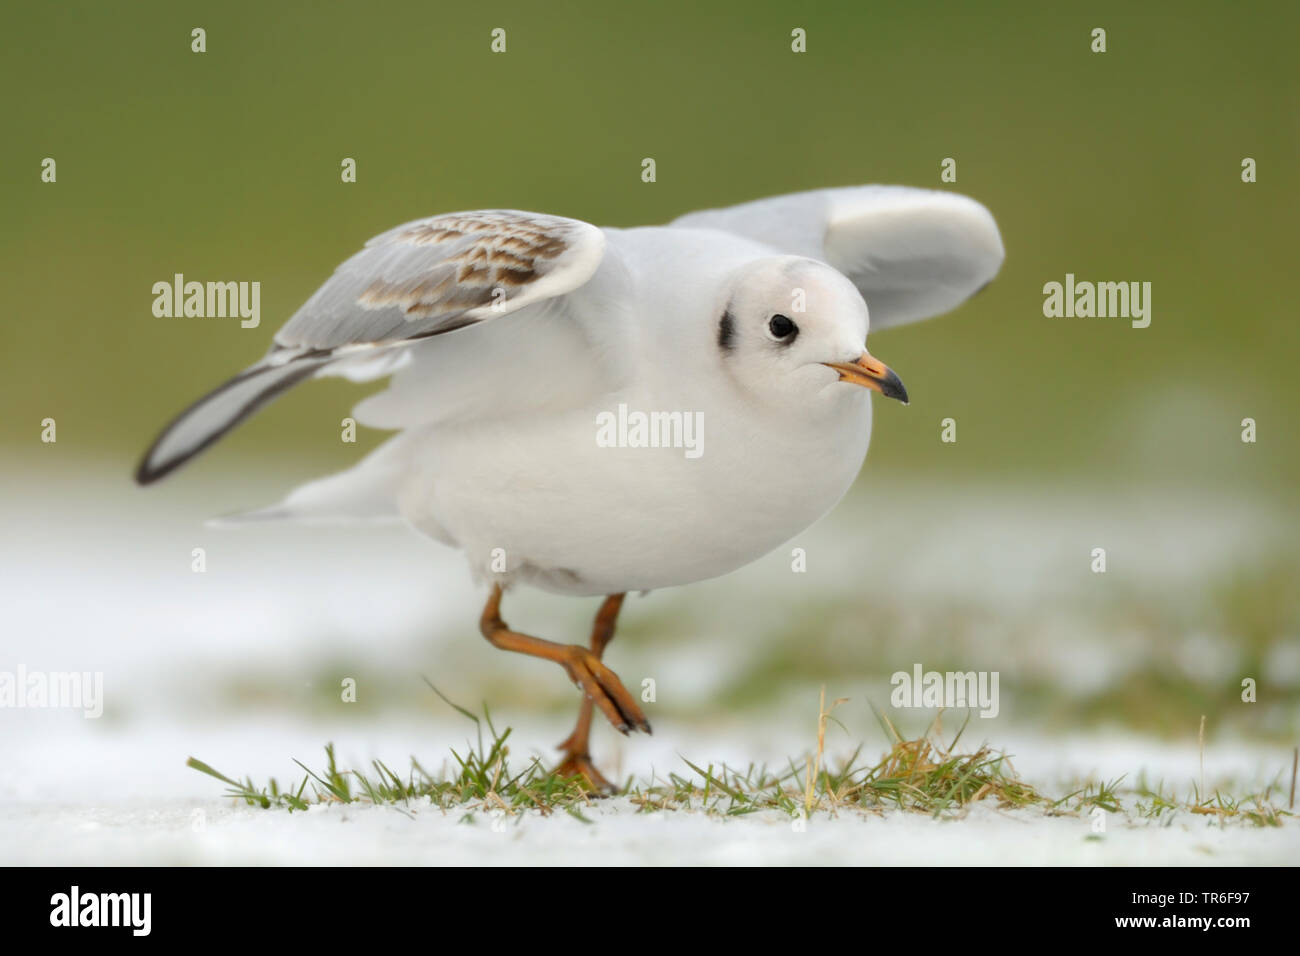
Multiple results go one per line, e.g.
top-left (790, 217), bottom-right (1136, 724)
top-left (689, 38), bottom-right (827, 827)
top-left (823, 353), bottom-right (909, 404)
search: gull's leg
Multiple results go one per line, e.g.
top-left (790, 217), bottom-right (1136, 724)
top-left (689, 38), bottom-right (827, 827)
top-left (553, 593), bottom-right (627, 791)
top-left (479, 586), bottom-right (651, 765)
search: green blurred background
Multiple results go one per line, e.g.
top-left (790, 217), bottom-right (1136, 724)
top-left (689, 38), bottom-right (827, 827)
top-left (3, 2), bottom-right (1297, 745)
top-left (4, 0), bottom-right (1296, 490)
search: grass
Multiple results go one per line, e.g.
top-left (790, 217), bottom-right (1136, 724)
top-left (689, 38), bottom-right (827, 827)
top-left (186, 688), bottom-right (1295, 828)
top-left (188, 687), bottom-right (598, 822)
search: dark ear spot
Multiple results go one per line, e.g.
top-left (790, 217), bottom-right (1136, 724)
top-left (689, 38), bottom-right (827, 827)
top-left (718, 310), bottom-right (735, 351)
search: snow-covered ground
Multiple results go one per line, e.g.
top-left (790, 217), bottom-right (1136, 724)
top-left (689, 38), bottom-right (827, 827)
top-left (12, 797), bottom-right (1296, 867)
top-left (1, 466), bottom-right (1296, 865)
top-left (3, 715), bottom-right (1295, 865)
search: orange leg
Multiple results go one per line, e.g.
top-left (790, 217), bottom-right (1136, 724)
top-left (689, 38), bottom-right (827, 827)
top-left (553, 593), bottom-right (629, 791)
top-left (478, 586), bottom-right (649, 791)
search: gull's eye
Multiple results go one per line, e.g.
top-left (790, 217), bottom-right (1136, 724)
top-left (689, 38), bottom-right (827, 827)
top-left (768, 314), bottom-right (798, 341)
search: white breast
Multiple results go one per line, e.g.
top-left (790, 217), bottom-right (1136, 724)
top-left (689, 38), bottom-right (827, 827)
top-left (320, 226), bottom-right (869, 595)
top-left (395, 392), bottom-right (870, 596)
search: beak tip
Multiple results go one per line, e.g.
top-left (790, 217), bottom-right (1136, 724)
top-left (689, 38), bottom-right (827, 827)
top-left (881, 371), bottom-right (909, 405)
top-left (823, 357), bottom-right (909, 403)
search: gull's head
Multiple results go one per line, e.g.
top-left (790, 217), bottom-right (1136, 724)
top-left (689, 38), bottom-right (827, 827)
top-left (717, 256), bottom-right (908, 406)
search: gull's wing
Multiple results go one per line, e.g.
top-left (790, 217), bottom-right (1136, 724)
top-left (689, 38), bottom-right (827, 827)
top-left (135, 210), bottom-right (606, 484)
top-left (670, 186), bottom-right (1004, 330)
top-left (272, 210), bottom-right (605, 350)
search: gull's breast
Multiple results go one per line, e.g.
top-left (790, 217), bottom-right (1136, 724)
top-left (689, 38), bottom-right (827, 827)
top-left (398, 390), bottom-right (873, 597)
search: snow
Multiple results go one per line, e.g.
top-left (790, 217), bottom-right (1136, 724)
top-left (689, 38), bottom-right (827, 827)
top-left (3, 713), bottom-right (1294, 866)
top-left (10, 798), bottom-right (1296, 867)
top-left (1, 467), bottom-right (1295, 865)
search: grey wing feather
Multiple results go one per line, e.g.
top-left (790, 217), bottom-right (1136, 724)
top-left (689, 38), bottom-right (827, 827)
top-left (272, 210), bottom-right (605, 352)
top-left (671, 186), bottom-right (1004, 330)
top-left (136, 210), bottom-right (605, 484)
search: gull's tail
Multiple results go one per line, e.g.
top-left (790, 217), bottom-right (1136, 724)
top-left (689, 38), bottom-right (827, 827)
top-left (134, 353), bottom-right (329, 485)
top-left (208, 431), bottom-right (413, 526)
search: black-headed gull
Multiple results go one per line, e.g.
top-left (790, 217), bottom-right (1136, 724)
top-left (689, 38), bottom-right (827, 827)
top-left (137, 185), bottom-right (1004, 788)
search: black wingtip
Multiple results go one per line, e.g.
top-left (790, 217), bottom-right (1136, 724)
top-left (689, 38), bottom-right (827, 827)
top-left (132, 358), bottom-right (326, 490)
top-left (133, 451), bottom-right (173, 486)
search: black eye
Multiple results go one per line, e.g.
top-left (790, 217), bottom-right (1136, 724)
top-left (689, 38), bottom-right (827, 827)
top-left (768, 314), bottom-right (798, 340)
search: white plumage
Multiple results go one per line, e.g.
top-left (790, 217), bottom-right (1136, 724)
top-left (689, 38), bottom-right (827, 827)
top-left (140, 186), bottom-right (1004, 598)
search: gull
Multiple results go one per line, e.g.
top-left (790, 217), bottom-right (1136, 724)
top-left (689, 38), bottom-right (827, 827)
top-left (136, 185), bottom-right (1004, 789)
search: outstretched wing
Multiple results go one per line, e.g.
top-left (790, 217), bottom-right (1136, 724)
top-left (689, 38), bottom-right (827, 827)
top-left (135, 210), bottom-right (606, 484)
top-left (670, 186), bottom-right (1004, 330)
top-left (272, 210), bottom-right (605, 351)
